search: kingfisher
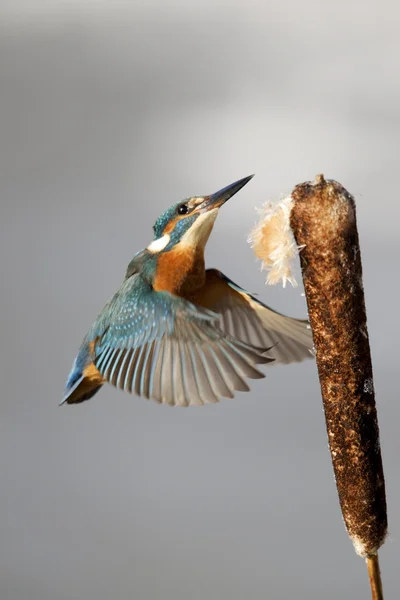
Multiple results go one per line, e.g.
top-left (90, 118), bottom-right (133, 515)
top-left (63, 175), bottom-right (312, 407)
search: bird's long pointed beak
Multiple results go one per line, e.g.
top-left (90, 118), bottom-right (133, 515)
top-left (199, 174), bottom-right (254, 212)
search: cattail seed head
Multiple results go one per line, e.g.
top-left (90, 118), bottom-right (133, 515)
top-left (290, 175), bottom-right (387, 558)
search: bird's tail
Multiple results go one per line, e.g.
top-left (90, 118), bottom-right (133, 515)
top-left (61, 342), bottom-right (104, 405)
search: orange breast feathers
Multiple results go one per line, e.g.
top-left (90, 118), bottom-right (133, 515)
top-left (153, 246), bottom-right (206, 295)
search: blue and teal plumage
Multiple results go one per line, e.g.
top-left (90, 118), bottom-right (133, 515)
top-left (64, 267), bottom-right (274, 406)
top-left (65, 345), bottom-right (100, 403)
top-left (153, 201), bottom-right (198, 250)
top-left (63, 176), bottom-right (314, 407)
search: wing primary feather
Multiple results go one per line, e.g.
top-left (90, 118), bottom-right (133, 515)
top-left (173, 320), bottom-right (196, 406)
top-left (124, 347), bottom-right (140, 393)
top-left (141, 342), bottom-right (156, 399)
top-left (170, 340), bottom-right (178, 406)
top-left (131, 345), bottom-right (147, 396)
top-left (222, 339), bottom-right (267, 380)
top-left (218, 341), bottom-right (253, 390)
top-left (213, 342), bottom-right (250, 392)
top-left (220, 309), bottom-right (232, 337)
top-left (181, 342), bottom-right (203, 406)
top-left (171, 322), bottom-right (185, 406)
top-left (160, 338), bottom-right (174, 405)
top-left (237, 308), bottom-right (260, 346)
top-left (171, 340), bottom-right (187, 407)
top-left (144, 316), bottom-right (166, 401)
top-left (147, 340), bottom-right (160, 398)
top-left (224, 338), bottom-right (274, 365)
top-left (109, 348), bottom-right (125, 385)
top-left (96, 345), bottom-right (114, 372)
top-left (202, 345), bottom-right (234, 399)
top-left (274, 335), bottom-right (305, 363)
top-left (116, 348), bottom-right (132, 389)
top-left (188, 342), bottom-right (203, 406)
top-left (150, 338), bottom-right (166, 403)
top-left (185, 321), bottom-right (224, 402)
top-left (228, 310), bottom-right (248, 342)
top-left (188, 345), bottom-right (213, 405)
top-left (175, 341), bottom-right (190, 407)
top-left (243, 309), bottom-right (267, 347)
top-left (102, 348), bottom-right (119, 379)
top-left (192, 345), bottom-right (220, 402)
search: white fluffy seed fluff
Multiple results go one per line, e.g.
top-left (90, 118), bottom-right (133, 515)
top-left (351, 535), bottom-right (377, 558)
top-left (248, 195), bottom-right (302, 288)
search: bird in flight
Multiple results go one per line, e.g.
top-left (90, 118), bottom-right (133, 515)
top-left (63, 175), bottom-right (312, 407)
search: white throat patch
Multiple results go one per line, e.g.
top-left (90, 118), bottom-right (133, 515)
top-left (179, 209), bottom-right (218, 249)
top-left (147, 234), bottom-right (170, 254)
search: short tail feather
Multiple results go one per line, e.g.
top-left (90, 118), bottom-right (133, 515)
top-left (61, 343), bottom-right (104, 405)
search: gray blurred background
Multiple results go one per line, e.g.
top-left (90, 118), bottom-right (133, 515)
top-left (1, 1), bottom-right (398, 598)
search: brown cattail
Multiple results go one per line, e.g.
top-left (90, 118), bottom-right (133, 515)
top-left (249, 175), bottom-right (387, 598)
top-left (289, 175), bottom-right (387, 559)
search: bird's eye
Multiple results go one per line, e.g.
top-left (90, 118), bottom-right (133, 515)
top-left (177, 204), bottom-right (189, 215)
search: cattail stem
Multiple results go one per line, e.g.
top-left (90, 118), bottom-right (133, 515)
top-left (289, 175), bottom-right (387, 592)
top-left (367, 553), bottom-right (384, 600)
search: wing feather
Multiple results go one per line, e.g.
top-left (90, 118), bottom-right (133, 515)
top-left (109, 348), bottom-right (124, 385)
top-left (125, 348), bottom-right (140, 393)
top-left (87, 271), bottom-right (277, 406)
top-left (188, 345), bottom-right (213, 405)
top-left (96, 346), bottom-right (113, 372)
top-left (116, 349), bottom-right (131, 389)
top-left (149, 338), bottom-right (165, 402)
top-left (192, 269), bottom-right (313, 365)
top-left (213, 342), bottom-right (249, 392)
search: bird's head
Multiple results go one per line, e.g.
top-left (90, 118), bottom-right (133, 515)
top-left (147, 175), bottom-right (254, 255)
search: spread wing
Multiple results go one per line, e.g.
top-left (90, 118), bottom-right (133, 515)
top-left (189, 269), bottom-right (313, 365)
top-left (85, 273), bottom-right (273, 406)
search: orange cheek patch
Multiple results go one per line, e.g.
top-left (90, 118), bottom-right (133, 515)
top-left (163, 217), bottom-right (180, 235)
